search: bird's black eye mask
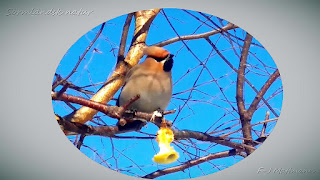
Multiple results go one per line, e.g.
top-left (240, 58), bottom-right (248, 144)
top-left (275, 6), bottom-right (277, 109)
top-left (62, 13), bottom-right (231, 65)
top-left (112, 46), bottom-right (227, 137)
top-left (152, 54), bottom-right (174, 62)
top-left (149, 54), bottom-right (174, 72)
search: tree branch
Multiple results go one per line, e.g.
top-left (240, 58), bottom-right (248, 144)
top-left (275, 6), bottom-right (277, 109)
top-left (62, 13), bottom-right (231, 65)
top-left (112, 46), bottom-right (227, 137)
top-left (52, 22), bottom-right (106, 90)
top-left (117, 13), bottom-right (134, 63)
top-left (143, 149), bottom-right (242, 179)
top-left (236, 33), bottom-right (252, 114)
top-left (220, 118), bottom-right (278, 137)
top-left (143, 136), bottom-right (266, 179)
top-left (206, 38), bottom-right (279, 117)
top-left (53, 92), bottom-right (254, 151)
top-left (173, 130), bottom-right (255, 151)
top-left (56, 115), bottom-right (120, 136)
top-left (260, 111), bottom-right (269, 137)
top-left (57, 116), bottom-right (255, 152)
top-left (236, 33), bottom-right (254, 155)
top-left (52, 91), bottom-right (174, 128)
top-left (153, 23), bottom-right (238, 47)
top-left (247, 70), bottom-right (280, 117)
top-left (64, 9), bottom-right (161, 125)
top-left (76, 134), bottom-right (86, 150)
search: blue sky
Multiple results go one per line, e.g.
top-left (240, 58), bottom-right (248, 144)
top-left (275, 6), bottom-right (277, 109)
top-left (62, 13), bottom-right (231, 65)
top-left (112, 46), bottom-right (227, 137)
top-left (52, 8), bottom-right (283, 179)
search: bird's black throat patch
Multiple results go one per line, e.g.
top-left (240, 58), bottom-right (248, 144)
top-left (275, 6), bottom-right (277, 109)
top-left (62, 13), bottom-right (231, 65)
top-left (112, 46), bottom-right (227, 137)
top-left (163, 54), bottom-right (174, 72)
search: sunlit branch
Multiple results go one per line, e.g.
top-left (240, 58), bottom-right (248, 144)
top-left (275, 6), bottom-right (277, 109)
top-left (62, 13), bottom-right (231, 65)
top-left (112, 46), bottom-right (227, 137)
top-left (63, 9), bottom-right (161, 126)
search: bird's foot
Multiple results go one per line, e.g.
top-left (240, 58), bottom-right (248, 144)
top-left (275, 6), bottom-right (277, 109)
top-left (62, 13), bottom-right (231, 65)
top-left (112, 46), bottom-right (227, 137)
top-left (118, 109), bottom-right (137, 126)
top-left (150, 109), bottom-right (164, 123)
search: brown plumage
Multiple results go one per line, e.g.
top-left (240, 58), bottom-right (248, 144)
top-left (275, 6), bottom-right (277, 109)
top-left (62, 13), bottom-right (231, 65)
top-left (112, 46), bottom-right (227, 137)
top-left (117, 46), bottom-right (174, 130)
top-left (118, 46), bottom-right (173, 112)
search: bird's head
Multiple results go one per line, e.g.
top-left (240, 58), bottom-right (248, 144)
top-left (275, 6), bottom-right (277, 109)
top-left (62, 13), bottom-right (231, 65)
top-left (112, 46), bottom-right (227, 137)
top-left (142, 46), bottom-right (174, 72)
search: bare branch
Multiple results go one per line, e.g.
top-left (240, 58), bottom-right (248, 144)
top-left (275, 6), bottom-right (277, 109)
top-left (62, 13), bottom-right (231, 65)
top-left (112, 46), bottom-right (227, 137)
top-left (153, 23), bottom-right (238, 47)
top-left (261, 111), bottom-right (270, 137)
top-left (236, 33), bottom-right (254, 155)
top-left (65, 9), bottom-right (161, 125)
top-left (56, 115), bottom-right (120, 136)
top-left (52, 22), bottom-right (106, 90)
top-left (58, 117), bottom-right (254, 152)
top-left (143, 149), bottom-right (241, 179)
top-left (51, 91), bottom-right (174, 128)
top-left (221, 118), bottom-right (278, 137)
top-left (121, 94), bottom-right (140, 111)
top-left (117, 13), bottom-right (134, 63)
top-left (143, 135), bottom-right (267, 178)
top-left (173, 130), bottom-right (255, 151)
top-left (206, 38), bottom-right (279, 117)
top-left (52, 8), bottom-right (282, 178)
top-left (52, 91), bottom-right (122, 119)
top-left (57, 113), bottom-right (255, 153)
top-left (53, 94), bottom-right (253, 151)
top-left (76, 134), bottom-right (86, 150)
top-left (247, 70), bottom-right (280, 117)
top-left (236, 33), bottom-right (253, 114)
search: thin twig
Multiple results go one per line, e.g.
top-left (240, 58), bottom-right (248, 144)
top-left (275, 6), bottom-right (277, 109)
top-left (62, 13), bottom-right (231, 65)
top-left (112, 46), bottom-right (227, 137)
top-left (143, 149), bottom-right (241, 178)
top-left (76, 134), bottom-right (86, 150)
top-left (221, 118), bottom-right (278, 137)
top-left (153, 23), bottom-right (238, 47)
top-left (173, 130), bottom-right (255, 151)
top-left (247, 69), bottom-right (280, 118)
top-left (143, 135), bottom-right (266, 178)
top-left (121, 94), bottom-right (140, 111)
top-left (206, 38), bottom-right (279, 117)
top-left (52, 23), bottom-right (106, 90)
top-left (261, 111), bottom-right (269, 137)
top-left (117, 13), bottom-right (134, 63)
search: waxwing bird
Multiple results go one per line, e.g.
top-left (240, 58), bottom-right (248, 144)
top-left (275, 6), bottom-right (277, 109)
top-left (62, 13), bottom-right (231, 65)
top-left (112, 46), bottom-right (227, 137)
top-left (116, 46), bottom-right (174, 131)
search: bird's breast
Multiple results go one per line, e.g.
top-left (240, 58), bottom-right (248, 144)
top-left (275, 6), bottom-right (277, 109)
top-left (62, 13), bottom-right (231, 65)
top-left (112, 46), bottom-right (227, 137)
top-left (118, 71), bottom-right (172, 113)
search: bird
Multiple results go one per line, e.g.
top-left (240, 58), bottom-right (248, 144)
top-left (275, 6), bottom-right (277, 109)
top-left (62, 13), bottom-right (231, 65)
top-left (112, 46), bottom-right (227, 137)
top-left (116, 46), bottom-right (174, 131)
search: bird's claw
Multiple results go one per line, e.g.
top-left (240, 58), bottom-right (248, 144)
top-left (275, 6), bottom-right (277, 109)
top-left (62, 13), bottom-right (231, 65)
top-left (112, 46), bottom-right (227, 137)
top-left (151, 110), bottom-right (163, 123)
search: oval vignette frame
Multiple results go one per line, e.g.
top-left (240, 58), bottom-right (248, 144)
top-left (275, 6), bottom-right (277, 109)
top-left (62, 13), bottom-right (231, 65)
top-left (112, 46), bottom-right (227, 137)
top-left (51, 8), bottom-right (283, 180)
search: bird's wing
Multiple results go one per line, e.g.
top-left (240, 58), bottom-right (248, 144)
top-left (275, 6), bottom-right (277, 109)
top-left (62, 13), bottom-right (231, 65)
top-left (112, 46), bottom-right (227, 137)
top-left (124, 64), bottom-right (141, 83)
top-left (116, 64), bottom-right (141, 106)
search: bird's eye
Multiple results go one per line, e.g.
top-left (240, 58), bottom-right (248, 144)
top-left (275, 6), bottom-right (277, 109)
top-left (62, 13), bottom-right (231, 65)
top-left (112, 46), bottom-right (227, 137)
top-left (153, 56), bottom-right (166, 62)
